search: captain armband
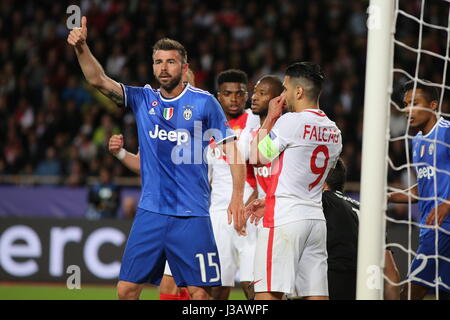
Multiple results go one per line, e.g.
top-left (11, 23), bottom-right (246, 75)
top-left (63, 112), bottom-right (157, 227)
top-left (258, 134), bottom-right (280, 161)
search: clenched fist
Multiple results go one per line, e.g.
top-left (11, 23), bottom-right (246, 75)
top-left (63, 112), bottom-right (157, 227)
top-left (109, 134), bottom-right (124, 156)
top-left (67, 16), bottom-right (88, 47)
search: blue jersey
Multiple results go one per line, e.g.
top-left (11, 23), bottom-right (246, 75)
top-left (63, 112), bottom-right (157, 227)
top-left (120, 83), bottom-right (234, 217)
top-left (412, 117), bottom-right (450, 237)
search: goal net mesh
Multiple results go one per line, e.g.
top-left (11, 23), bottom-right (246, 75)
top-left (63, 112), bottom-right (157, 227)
top-left (386, 0), bottom-right (450, 299)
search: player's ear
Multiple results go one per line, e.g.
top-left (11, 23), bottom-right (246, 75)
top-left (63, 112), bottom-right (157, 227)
top-left (296, 85), bottom-right (304, 101)
top-left (430, 100), bottom-right (438, 112)
top-left (182, 63), bottom-right (189, 73)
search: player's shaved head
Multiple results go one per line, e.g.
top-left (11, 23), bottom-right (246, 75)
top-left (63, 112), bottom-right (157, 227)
top-left (258, 75), bottom-right (283, 97)
top-left (217, 69), bottom-right (248, 87)
top-left (285, 62), bottom-right (325, 102)
top-left (251, 75), bottom-right (282, 117)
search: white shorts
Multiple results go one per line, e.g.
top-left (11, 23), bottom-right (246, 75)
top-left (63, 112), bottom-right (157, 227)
top-left (253, 219), bottom-right (328, 297)
top-left (210, 210), bottom-right (257, 286)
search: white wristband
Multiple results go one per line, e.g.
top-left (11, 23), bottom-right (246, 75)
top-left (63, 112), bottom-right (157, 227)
top-left (115, 148), bottom-right (126, 160)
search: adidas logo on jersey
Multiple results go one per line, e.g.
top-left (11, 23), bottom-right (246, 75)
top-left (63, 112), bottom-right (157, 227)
top-left (149, 124), bottom-right (189, 145)
top-left (416, 166), bottom-right (435, 180)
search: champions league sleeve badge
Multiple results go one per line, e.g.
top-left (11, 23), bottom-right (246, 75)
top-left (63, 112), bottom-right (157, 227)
top-left (149, 100), bottom-right (158, 115)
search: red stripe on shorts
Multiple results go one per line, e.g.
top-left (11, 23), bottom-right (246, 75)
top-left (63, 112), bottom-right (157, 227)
top-left (264, 153), bottom-right (284, 228)
top-left (266, 227), bottom-right (275, 291)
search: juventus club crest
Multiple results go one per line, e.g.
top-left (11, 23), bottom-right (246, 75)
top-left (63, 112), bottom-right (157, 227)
top-left (183, 108), bottom-right (192, 120)
top-left (429, 143), bottom-right (434, 155)
top-left (163, 107), bottom-right (174, 120)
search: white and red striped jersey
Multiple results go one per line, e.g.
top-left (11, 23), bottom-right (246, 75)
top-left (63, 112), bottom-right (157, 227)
top-left (261, 109), bottom-right (342, 228)
top-left (208, 109), bottom-right (259, 212)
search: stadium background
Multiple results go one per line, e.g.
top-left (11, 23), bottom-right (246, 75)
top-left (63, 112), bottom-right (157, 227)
top-left (0, 0), bottom-right (447, 299)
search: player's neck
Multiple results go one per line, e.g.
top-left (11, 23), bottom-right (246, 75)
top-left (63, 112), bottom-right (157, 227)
top-left (226, 111), bottom-right (243, 122)
top-left (421, 116), bottom-right (438, 135)
top-left (295, 100), bottom-right (319, 113)
top-left (259, 115), bottom-right (266, 126)
top-left (160, 82), bottom-right (186, 99)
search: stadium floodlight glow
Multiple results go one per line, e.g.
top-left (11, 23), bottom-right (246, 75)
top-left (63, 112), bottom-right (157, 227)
top-left (357, 0), bottom-right (395, 300)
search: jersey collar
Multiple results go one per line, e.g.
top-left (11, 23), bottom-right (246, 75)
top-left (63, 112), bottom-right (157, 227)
top-left (158, 83), bottom-right (190, 103)
top-left (420, 117), bottom-right (443, 138)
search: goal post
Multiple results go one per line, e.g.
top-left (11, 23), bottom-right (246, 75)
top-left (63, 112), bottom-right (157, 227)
top-left (356, 0), bottom-right (395, 300)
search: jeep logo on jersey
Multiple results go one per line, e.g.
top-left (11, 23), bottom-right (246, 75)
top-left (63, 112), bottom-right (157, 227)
top-left (416, 166), bottom-right (435, 180)
top-left (149, 125), bottom-right (189, 145)
top-left (163, 108), bottom-right (174, 120)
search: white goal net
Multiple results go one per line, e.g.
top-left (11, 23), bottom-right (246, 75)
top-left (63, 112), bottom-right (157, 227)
top-left (386, 0), bottom-right (450, 300)
top-left (357, 0), bottom-right (450, 300)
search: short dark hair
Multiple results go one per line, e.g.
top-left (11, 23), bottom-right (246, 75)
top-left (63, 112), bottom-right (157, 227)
top-left (153, 38), bottom-right (187, 64)
top-left (258, 75), bottom-right (283, 97)
top-left (217, 69), bottom-right (248, 87)
top-left (285, 62), bottom-right (325, 101)
top-left (325, 158), bottom-right (346, 192)
top-left (402, 80), bottom-right (439, 103)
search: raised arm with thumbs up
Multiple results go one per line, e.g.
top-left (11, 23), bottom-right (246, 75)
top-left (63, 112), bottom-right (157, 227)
top-left (67, 16), bottom-right (124, 105)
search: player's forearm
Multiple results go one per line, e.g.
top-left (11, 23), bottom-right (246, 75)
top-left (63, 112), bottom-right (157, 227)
top-left (114, 148), bottom-right (141, 175)
top-left (122, 152), bottom-right (141, 175)
top-left (387, 184), bottom-right (418, 203)
top-left (439, 197), bottom-right (450, 213)
top-left (250, 115), bottom-right (277, 166)
top-left (230, 163), bottom-right (246, 200)
top-left (75, 44), bottom-right (124, 105)
top-left (245, 188), bottom-right (259, 207)
top-left (227, 142), bottom-right (246, 199)
top-left (74, 43), bottom-right (106, 87)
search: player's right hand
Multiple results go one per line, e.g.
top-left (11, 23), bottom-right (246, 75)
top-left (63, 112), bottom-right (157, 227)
top-left (266, 95), bottom-right (286, 121)
top-left (227, 196), bottom-right (247, 236)
top-left (67, 16), bottom-right (88, 47)
top-left (109, 134), bottom-right (124, 155)
top-left (245, 198), bottom-right (266, 226)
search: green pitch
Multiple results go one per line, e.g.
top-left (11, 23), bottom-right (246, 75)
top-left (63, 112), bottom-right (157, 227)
top-left (0, 283), bottom-right (247, 300)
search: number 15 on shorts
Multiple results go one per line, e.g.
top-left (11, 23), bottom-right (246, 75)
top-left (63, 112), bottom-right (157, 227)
top-left (195, 252), bottom-right (220, 283)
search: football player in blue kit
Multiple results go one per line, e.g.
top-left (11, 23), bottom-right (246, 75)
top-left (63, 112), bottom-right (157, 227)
top-left (68, 17), bottom-right (247, 300)
top-left (389, 81), bottom-right (450, 300)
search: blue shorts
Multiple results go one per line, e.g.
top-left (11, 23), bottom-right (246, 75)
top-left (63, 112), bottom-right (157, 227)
top-left (409, 229), bottom-right (450, 293)
top-left (119, 208), bottom-right (222, 287)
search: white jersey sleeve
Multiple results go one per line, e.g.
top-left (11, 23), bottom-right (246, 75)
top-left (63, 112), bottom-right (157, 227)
top-left (257, 113), bottom-right (300, 162)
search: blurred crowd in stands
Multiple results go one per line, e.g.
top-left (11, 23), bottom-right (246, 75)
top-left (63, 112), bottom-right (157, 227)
top-left (0, 0), bottom-right (448, 198)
